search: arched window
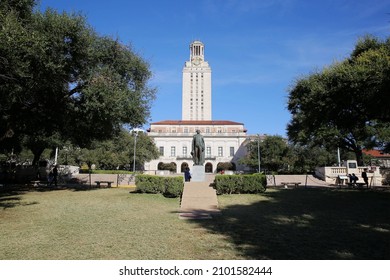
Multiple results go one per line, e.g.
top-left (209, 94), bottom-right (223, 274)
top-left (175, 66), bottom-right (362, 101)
top-left (181, 162), bottom-right (189, 173)
top-left (205, 162), bottom-right (213, 173)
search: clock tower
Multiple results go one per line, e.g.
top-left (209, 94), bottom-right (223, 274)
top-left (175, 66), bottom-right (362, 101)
top-left (182, 41), bottom-right (212, 120)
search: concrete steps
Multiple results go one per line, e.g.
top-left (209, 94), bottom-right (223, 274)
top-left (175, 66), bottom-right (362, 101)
top-left (179, 181), bottom-right (220, 219)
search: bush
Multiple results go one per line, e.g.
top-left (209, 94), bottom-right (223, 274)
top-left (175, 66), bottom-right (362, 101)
top-left (214, 174), bottom-right (266, 194)
top-left (135, 175), bottom-right (184, 198)
top-left (157, 162), bottom-right (177, 172)
top-left (164, 177), bottom-right (185, 198)
top-left (216, 162), bottom-right (236, 172)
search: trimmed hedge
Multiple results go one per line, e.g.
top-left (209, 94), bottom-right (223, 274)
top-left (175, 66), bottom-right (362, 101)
top-left (135, 175), bottom-right (184, 198)
top-left (214, 173), bottom-right (266, 194)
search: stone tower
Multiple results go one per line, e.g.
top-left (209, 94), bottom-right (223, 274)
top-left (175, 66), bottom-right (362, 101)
top-left (182, 41), bottom-right (212, 120)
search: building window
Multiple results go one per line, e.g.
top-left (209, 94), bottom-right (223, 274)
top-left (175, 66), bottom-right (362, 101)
top-left (206, 128), bottom-right (210, 133)
top-left (230, 147), bottom-right (235, 156)
top-left (159, 147), bottom-right (164, 156)
top-left (184, 128), bottom-right (188, 133)
top-left (171, 146), bottom-right (176, 157)
top-left (183, 146), bottom-right (187, 156)
top-left (206, 147), bottom-right (211, 157)
top-left (218, 147), bottom-right (223, 157)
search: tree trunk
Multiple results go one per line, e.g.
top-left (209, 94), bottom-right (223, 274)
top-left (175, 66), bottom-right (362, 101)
top-left (31, 147), bottom-right (45, 166)
top-left (355, 148), bottom-right (364, 167)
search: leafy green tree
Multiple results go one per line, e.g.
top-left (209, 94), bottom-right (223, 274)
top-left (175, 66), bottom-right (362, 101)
top-left (0, 1), bottom-right (156, 164)
top-left (260, 136), bottom-right (289, 172)
top-left (287, 35), bottom-right (390, 165)
top-left (240, 135), bottom-right (289, 173)
top-left (58, 130), bottom-right (159, 170)
top-left (288, 144), bottom-right (337, 173)
top-left (241, 135), bottom-right (339, 174)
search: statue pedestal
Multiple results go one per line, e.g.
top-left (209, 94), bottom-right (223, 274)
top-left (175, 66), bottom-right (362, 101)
top-left (191, 166), bottom-right (205, 182)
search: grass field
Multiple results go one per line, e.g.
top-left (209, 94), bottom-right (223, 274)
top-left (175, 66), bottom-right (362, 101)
top-left (0, 186), bottom-right (389, 259)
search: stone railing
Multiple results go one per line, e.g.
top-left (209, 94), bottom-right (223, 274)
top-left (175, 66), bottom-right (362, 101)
top-left (315, 166), bottom-right (383, 186)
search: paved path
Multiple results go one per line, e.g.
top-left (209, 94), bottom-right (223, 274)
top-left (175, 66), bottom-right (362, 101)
top-left (179, 181), bottom-right (220, 219)
top-left (269, 174), bottom-right (332, 187)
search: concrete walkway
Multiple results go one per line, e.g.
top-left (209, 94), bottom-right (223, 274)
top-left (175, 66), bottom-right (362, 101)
top-left (179, 181), bottom-right (220, 219)
top-left (269, 174), bottom-right (332, 187)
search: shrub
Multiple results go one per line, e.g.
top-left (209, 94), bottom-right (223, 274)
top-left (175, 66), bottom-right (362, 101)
top-left (214, 174), bottom-right (266, 194)
top-left (216, 162), bottom-right (236, 172)
top-left (157, 162), bottom-right (177, 172)
top-left (164, 177), bottom-right (185, 198)
top-left (135, 175), bottom-right (184, 198)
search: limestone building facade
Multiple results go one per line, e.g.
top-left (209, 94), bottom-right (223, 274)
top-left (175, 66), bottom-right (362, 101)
top-left (145, 41), bottom-right (248, 173)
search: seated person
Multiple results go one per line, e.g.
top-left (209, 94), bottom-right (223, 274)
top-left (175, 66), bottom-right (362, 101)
top-left (349, 173), bottom-right (358, 184)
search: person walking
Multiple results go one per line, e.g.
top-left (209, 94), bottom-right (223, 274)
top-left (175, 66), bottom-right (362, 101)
top-left (184, 167), bottom-right (191, 182)
top-left (362, 168), bottom-right (369, 188)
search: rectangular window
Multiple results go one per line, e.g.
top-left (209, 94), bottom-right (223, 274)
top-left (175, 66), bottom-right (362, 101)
top-left (218, 147), bottom-right (223, 157)
top-left (230, 147), bottom-right (235, 156)
top-left (159, 147), bottom-right (164, 156)
top-left (206, 147), bottom-right (211, 157)
top-left (183, 146), bottom-right (187, 156)
top-left (171, 146), bottom-right (176, 157)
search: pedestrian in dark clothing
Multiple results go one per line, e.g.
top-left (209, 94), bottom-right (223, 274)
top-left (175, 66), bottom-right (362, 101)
top-left (362, 168), bottom-right (369, 188)
top-left (349, 173), bottom-right (358, 185)
top-left (184, 167), bottom-right (191, 182)
top-left (52, 165), bottom-right (58, 186)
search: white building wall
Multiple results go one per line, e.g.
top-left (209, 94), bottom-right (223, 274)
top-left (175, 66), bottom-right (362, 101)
top-left (146, 124), bottom-right (247, 173)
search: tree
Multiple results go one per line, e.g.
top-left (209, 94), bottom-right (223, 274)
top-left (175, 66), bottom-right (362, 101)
top-left (57, 130), bottom-right (159, 170)
top-left (0, 1), bottom-right (156, 164)
top-left (288, 144), bottom-right (337, 173)
top-left (287, 35), bottom-right (390, 165)
top-left (240, 135), bottom-right (289, 173)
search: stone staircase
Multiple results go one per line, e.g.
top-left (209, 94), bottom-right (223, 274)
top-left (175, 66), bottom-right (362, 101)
top-left (179, 181), bottom-right (220, 219)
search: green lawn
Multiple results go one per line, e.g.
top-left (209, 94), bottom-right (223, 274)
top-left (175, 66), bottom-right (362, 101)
top-left (0, 186), bottom-right (389, 259)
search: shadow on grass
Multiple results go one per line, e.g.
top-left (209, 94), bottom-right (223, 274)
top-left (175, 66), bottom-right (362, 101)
top-left (0, 183), bottom-right (103, 209)
top-left (190, 188), bottom-right (390, 259)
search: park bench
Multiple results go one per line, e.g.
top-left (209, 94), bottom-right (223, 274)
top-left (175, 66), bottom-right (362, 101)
top-left (346, 182), bottom-right (367, 188)
top-left (95, 181), bottom-right (114, 188)
top-left (280, 182), bottom-right (301, 188)
top-left (30, 180), bottom-right (48, 187)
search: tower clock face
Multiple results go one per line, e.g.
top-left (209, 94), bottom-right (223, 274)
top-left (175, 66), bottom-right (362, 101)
top-left (192, 57), bottom-right (201, 66)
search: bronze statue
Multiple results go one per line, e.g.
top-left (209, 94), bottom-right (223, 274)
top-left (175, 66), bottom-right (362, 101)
top-left (191, 130), bottom-right (205, 165)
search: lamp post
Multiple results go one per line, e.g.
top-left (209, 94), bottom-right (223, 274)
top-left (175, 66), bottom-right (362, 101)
top-left (257, 134), bottom-right (261, 173)
top-left (337, 147), bottom-right (341, 167)
top-left (132, 128), bottom-right (143, 173)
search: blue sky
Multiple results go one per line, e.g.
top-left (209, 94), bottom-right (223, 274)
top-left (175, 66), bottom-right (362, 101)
top-left (39, 0), bottom-right (390, 136)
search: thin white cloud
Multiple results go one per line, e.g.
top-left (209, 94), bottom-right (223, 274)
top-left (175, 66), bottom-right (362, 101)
top-left (150, 69), bottom-right (181, 85)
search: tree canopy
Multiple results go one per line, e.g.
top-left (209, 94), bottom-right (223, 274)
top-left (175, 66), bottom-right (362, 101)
top-left (0, 0), bottom-right (156, 164)
top-left (287, 35), bottom-right (390, 165)
top-left (239, 135), bottom-right (336, 173)
top-left (57, 130), bottom-right (159, 170)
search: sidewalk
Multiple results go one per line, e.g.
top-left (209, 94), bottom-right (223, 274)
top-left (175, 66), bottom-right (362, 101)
top-left (179, 181), bottom-right (220, 219)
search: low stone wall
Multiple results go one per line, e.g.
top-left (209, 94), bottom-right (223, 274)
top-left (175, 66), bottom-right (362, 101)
top-left (315, 166), bottom-right (383, 186)
top-left (71, 173), bottom-right (135, 186)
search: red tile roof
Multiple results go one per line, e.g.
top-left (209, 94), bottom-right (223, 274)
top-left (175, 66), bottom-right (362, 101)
top-left (363, 149), bottom-right (390, 158)
top-left (151, 120), bottom-right (244, 126)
